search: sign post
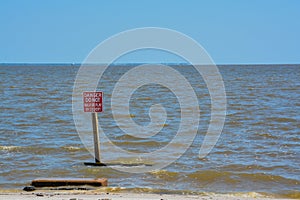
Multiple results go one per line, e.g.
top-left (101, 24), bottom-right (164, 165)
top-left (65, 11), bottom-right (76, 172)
top-left (83, 91), bottom-right (106, 166)
top-left (91, 112), bottom-right (100, 163)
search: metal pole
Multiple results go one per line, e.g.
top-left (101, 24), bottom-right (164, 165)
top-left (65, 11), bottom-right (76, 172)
top-left (91, 112), bottom-right (101, 163)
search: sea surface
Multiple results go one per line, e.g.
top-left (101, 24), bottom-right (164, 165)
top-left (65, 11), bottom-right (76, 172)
top-left (0, 64), bottom-right (299, 198)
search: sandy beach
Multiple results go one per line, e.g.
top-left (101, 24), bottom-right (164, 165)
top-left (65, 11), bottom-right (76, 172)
top-left (0, 191), bottom-right (295, 200)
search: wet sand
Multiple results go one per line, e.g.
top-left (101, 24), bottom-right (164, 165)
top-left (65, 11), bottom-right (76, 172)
top-left (0, 192), bottom-right (294, 200)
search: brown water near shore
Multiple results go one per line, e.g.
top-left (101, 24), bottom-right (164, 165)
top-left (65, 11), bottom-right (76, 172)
top-left (0, 64), bottom-right (299, 198)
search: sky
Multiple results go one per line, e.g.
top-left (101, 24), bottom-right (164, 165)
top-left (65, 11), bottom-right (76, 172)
top-left (0, 0), bottom-right (299, 64)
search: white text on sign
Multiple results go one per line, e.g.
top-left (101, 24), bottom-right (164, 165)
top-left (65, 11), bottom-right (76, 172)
top-left (83, 92), bottom-right (103, 112)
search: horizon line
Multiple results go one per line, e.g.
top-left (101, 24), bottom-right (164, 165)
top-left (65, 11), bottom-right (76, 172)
top-left (0, 62), bottom-right (300, 66)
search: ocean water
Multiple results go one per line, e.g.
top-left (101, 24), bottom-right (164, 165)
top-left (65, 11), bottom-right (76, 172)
top-left (0, 64), bottom-right (299, 198)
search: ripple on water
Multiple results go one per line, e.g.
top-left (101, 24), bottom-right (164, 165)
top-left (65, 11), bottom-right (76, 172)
top-left (0, 65), bottom-right (299, 196)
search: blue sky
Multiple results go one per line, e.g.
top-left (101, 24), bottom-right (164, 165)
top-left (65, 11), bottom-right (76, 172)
top-left (0, 0), bottom-right (299, 64)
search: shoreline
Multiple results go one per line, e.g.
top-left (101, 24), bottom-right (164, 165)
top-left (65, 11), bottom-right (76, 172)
top-left (0, 190), bottom-right (296, 200)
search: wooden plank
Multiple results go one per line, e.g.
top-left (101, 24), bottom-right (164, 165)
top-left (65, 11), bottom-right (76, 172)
top-left (31, 178), bottom-right (107, 187)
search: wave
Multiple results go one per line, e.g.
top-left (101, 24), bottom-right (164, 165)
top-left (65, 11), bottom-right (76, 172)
top-left (96, 187), bottom-right (300, 199)
top-left (188, 170), bottom-right (298, 182)
top-left (265, 117), bottom-right (297, 123)
top-left (145, 169), bottom-right (299, 198)
top-left (0, 145), bottom-right (20, 151)
top-left (0, 145), bottom-right (85, 153)
top-left (148, 169), bottom-right (299, 185)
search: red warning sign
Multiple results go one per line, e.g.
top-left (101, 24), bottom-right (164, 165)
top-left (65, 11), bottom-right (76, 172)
top-left (83, 92), bottom-right (103, 112)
